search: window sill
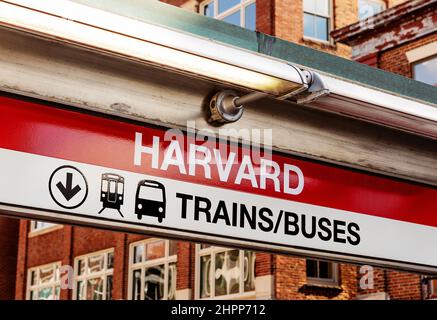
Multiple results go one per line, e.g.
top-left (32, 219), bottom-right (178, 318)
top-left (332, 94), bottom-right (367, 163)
top-left (196, 291), bottom-right (256, 300)
top-left (28, 225), bottom-right (63, 237)
top-left (302, 36), bottom-right (336, 49)
top-left (304, 282), bottom-right (342, 290)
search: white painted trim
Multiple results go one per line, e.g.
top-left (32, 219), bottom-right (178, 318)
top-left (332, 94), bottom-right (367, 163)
top-left (255, 275), bottom-right (274, 300)
top-left (406, 42), bottom-right (437, 63)
top-left (175, 289), bottom-right (192, 300)
top-left (356, 292), bottom-right (390, 300)
top-left (28, 221), bottom-right (63, 237)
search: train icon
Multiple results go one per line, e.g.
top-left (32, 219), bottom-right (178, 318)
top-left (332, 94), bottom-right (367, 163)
top-left (135, 180), bottom-right (166, 223)
top-left (98, 173), bottom-right (124, 217)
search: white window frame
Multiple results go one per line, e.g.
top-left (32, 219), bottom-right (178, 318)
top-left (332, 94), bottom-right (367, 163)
top-left (358, 0), bottom-right (386, 20)
top-left (29, 220), bottom-right (62, 236)
top-left (128, 238), bottom-right (177, 300)
top-left (73, 248), bottom-right (114, 300)
top-left (26, 261), bottom-right (61, 300)
top-left (306, 259), bottom-right (339, 286)
top-left (303, 0), bottom-right (333, 44)
top-left (200, 0), bottom-right (256, 29)
top-left (195, 245), bottom-right (256, 300)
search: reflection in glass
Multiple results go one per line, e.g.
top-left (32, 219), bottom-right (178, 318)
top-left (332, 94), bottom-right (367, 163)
top-left (245, 3), bottom-right (256, 30)
top-left (76, 280), bottom-right (85, 300)
top-left (244, 251), bottom-right (255, 292)
top-left (106, 275), bottom-right (113, 300)
top-left (87, 277), bottom-right (104, 300)
top-left (88, 255), bottom-right (104, 274)
top-left (132, 269), bottom-right (141, 300)
top-left (39, 265), bottom-right (54, 284)
top-left (414, 56), bottom-right (437, 86)
top-left (144, 265), bottom-right (165, 300)
top-left (215, 250), bottom-right (240, 296)
top-left (218, 0), bottom-right (240, 14)
top-left (146, 241), bottom-right (165, 261)
top-left (38, 287), bottom-right (53, 300)
top-left (133, 245), bottom-right (143, 264)
top-left (222, 10), bottom-right (241, 27)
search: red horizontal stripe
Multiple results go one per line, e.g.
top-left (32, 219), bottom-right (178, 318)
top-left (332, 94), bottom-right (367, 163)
top-left (0, 95), bottom-right (436, 227)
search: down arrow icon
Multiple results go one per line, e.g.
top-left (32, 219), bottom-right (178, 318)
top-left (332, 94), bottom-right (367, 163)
top-left (56, 172), bottom-right (82, 201)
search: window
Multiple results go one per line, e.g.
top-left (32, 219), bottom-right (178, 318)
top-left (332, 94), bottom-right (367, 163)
top-left (27, 262), bottom-right (61, 300)
top-left (74, 249), bottom-right (114, 300)
top-left (196, 245), bottom-right (255, 299)
top-left (201, 0), bottom-right (256, 30)
top-left (306, 259), bottom-right (338, 285)
top-left (30, 220), bottom-right (58, 232)
top-left (129, 239), bottom-right (177, 300)
top-left (303, 0), bottom-right (331, 42)
top-left (359, 0), bottom-right (386, 20)
top-left (413, 56), bottom-right (437, 86)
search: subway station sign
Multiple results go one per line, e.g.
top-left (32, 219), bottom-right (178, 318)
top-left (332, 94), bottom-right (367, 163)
top-left (0, 95), bottom-right (437, 274)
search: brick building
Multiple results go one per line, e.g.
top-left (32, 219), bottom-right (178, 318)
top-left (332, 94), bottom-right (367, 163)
top-left (0, 0), bottom-right (436, 300)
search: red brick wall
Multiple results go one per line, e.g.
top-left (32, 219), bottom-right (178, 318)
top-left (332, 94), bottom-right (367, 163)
top-left (274, 255), bottom-right (357, 300)
top-left (0, 217), bottom-right (19, 300)
top-left (378, 33), bottom-right (437, 78)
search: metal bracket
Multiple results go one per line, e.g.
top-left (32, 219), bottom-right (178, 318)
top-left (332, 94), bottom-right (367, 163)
top-left (291, 70), bottom-right (330, 104)
top-left (208, 69), bottom-right (329, 123)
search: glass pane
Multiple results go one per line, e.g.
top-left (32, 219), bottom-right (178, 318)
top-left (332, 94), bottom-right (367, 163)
top-left (87, 277), bottom-right (104, 300)
top-left (88, 254), bottom-right (104, 274)
top-left (30, 270), bottom-right (37, 286)
top-left (133, 244), bottom-right (143, 264)
top-left (169, 241), bottom-right (177, 256)
top-left (222, 10), bottom-right (241, 27)
top-left (144, 265), bottom-right (165, 300)
top-left (245, 3), bottom-right (256, 31)
top-left (204, 2), bottom-right (214, 17)
top-left (319, 261), bottom-right (333, 279)
top-left (107, 252), bottom-right (114, 270)
top-left (304, 13), bottom-right (315, 38)
top-left (244, 251), bottom-right (255, 292)
top-left (168, 262), bottom-right (177, 300)
top-left (55, 286), bottom-right (60, 299)
top-left (414, 57), bottom-right (437, 86)
top-left (132, 269), bottom-right (142, 300)
top-left (306, 259), bottom-right (318, 278)
top-left (218, 0), bottom-right (240, 14)
top-left (39, 265), bottom-right (54, 284)
top-left (215, 250), bottom-right (240, 296)
top-left (315, 15), bottom-right (328, 41)
top-left (76, 280), bottom-right (85, 300)
top-left (359, 0), bottom-right (384, 20)
top-left (77, 259), bottom-right (85, 276)
top-left (38, 287), bottom-right (53, 300)
top-left (30, 290), bottom-right (36, 300)
top-left (146, 241), bottom-right (165, 261)
top-left (200, 255), bottom-right (211, 298)
top-left (106, 276), bottom-right (113, 300)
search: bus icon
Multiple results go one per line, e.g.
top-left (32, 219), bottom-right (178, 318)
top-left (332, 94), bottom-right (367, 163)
top-left (135, 180), bottom-right (166, 223)
top-left (98, 173), bottom-right (124, 217)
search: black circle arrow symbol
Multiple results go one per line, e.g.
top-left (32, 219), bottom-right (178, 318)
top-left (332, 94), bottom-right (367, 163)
top-left (56, 172), bottom-right (82, 201)
top-left (49, 165), bottom-right (88, 209)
